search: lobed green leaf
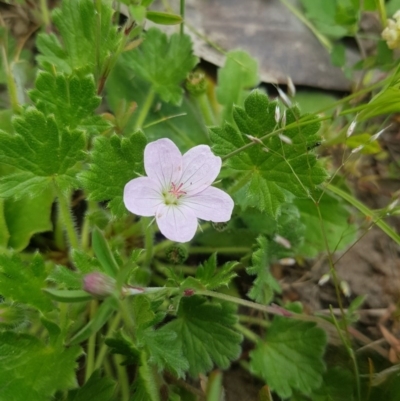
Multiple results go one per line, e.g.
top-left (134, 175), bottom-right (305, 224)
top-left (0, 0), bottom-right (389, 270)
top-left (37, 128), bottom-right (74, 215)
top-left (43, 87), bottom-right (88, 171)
top-left (127, 27), bottom-right (198, 105)
top-left (164, 296), bottom-right (243, 377)
top-left (210, 90), bottom-right (327, 217)
top-left (79, 131), bottom-right (146, 216)
top-left (250, 317), bottom-right (327, 398)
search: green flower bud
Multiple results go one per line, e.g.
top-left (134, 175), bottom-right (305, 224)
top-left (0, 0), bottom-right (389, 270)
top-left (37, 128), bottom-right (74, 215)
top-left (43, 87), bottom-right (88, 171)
top-left (165, 244), bottom-right (188, 264)
top-left (186, 71), bottom-right (208, 97)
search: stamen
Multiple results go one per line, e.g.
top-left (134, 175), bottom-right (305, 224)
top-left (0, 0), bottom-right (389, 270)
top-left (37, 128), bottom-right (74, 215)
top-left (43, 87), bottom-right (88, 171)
top-left (169, 182), bottom-right (186, 199)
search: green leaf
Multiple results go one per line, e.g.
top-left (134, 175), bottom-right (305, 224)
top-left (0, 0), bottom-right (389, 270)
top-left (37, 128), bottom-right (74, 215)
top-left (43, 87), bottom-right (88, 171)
top-left (79, 131), bottom-right (146, 216)
top-left (246, 205), bottom-right (304, 304)
top-left (0, 253), bottom-right (53, 312)
top-left (146, 11), bottom-right (183, 25)
top-left (210, 90), bottom-right (327, 217)
top-left (164, 296), bottom-right (243, 377)
top-left (106, 60), bottom-right (209, 148)
top-left (44, 289), bottom-right (92, 303)
top-left (141, 326), bottom-right (189, 378)
top-left (3, 186), bottom-right (54, 251)
top-left (300, 0), bottom-right (348, 39)
top-left (131, 352), bottom-right (161, 401)
top-left (69, 297), bottom-right (118, 345)
top-left (249, 317), bottom-right (327, 399)
top-left (67, 370), bottom-right (116, 401)
top-left (310, 367), bottom-right (354, 401)
top-left (47, 265), bottom-right (84, 289)
top-left (0, 107), bottom-right (85, 198)
top-left (247, 236), bottom-right (282, 305)
top-left (29, 71), bottom-right (109, 135)
top-left (36, 0), bottom-right (119, 76)
top-left (128, 27), bottom-right (198, 105)
top-left (346, 133), bottom-right (382, 154)
top-left (216, 50), bottom-right (259, 123)
top-left (195, 253), bottom-right (238, 290)
top-left (294, 192), bottom-right (356, 257)
top-left (0, 331), bottom-right (81, 401)
top-left (0, 200), bottom-right (10, 247)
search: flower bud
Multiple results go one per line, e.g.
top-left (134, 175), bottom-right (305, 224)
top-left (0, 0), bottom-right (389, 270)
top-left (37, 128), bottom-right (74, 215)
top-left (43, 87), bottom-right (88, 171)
top-left (83, 272), bottom-right (116, 298)
top-left (165, 244), bottom-right (188, 264)
top-left (186, 71), bottom-right (208, 97)
top-left (346, 119), bottom-right (357, 138)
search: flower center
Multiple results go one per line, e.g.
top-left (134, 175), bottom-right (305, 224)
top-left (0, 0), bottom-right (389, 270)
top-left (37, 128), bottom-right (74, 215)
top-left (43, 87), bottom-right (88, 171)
top-left (163, 182), bottom-right (186, 205)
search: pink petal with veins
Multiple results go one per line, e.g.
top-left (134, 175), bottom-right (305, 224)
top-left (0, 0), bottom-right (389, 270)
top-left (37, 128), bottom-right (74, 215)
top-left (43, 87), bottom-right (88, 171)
top-left (180, 145), bottom-right (222, 195)
top-left (123, 177), bottom-right (162, 216)
top-left (155, 204), bottom-right (198, 242)
top-left (144, 138), bottom-right (182, 189)
top-left (185, 186), bottom-right (234, 222)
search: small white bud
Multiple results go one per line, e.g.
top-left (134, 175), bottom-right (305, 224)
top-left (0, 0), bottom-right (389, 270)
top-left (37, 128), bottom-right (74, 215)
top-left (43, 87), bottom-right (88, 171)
top-left (279, 134), bottom-right (293, 145)
top-left (369, 125), bottom-right (391, 142)
top-left (287, 76), bottom-right (296, 97)
top-left (262, 147), bottom-right (270, 153)
top-left (346, 119), bottom-right (357, 138)
top-left (351, 145), bottom-right (364, 154)
top-left (274, 105), bottom-right (281, 124)
top-left (281, 109), bottom-right (287, 127)
top-left (340, 280), bottom-right (351, 297)
top-left (273, 234), bottom-right (291, 249)
top-left (387, 199), bottom-right (399, 211)
top-left (277, 87), bottom-right (292, 108)
top-left (245, 134), bottom-right (263, 145)
top-left (318, 273), bottom-right (330, 286)
top-left (278, 257), bottom-right (296, 266)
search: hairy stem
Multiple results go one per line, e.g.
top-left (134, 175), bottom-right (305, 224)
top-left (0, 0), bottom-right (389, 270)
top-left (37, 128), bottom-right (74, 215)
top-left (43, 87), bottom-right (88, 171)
top-left (85, 300), bottom-right (98, 383)
top-left (54, 182), bottom-right (80, 250)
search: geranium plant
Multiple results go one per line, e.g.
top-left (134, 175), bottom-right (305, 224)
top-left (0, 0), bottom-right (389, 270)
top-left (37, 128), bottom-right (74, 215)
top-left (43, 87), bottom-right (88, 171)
top-left (0, 1), bottom-right (400, 400)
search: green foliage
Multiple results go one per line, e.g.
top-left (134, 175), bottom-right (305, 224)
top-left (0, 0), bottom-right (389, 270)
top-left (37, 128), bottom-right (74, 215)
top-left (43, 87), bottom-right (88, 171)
top-left (67, 370), bottom-right (116, 401)
top-left (247, 236), bottom-right (282, 305)
top-left (0, 253), bottom-right (53, 312)
top-left (294, 192), bottom-right (356, 257)
top-left (216, 50), bottom-right (259, 122)
top-left (246, 205), bottom-right (304, 304)
top-left (165, 296), bottom-right (243, 377)
top-left (36, 0), bottom-right (119, 76)
top-left (106, 59), bottom-right (208, 148)
top-left (0, 107), bottom-right (85, 198)
top-left (132, 295), bottom-right (188, 378)
top-left (250, 317), bottom-right (327, 399)
top-left (194, 253), bottom-right (238, 290)
top-left (210, 90), bottom-right (327, 217)
top-left (29, 72), bottom-right (109, 135)
top-left (300, 0), bottom-right (358, 39)
top-left (0, 331), bottom-right (81, 401)
top-left (79, 131), bottom-right (146, 216)
top-left (2, 186), bottom-right (54, 251)
top-left (310, 367), bottom-right (355, 401)
top-left (128, 27), bottom-right (198, 105)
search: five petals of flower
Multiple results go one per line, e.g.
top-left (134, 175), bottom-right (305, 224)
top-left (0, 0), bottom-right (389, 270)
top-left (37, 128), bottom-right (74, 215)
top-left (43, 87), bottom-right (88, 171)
top-left (123, 138), bottom-right (234, 242)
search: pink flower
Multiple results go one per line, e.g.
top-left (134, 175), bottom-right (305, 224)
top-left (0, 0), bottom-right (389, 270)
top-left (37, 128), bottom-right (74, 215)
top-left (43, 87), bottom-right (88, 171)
top-left (123, 138), bottom-right (234, 242)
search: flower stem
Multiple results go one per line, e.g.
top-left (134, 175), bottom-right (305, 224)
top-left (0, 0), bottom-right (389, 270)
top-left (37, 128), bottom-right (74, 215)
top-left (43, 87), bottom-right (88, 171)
top-left (94, 312), bottom-right (122, 370)
top-left (196, 92), bottom-right (215, 126)
top-left (54, 181), bottom-right (80, 250)
top-left (0, 44), bottom-right (21, 114)
top-left (134, 88), bottom-right (155, 130)
top-left (85, 300), bottom-right (98, 383)
top-left (142, 217), bottom-right (154, 267)
top-left (81, 200), bottom-right (97, 252)
top-left (39, 0), bottom-right (51, 29)
top-left (235, 323), bottom-right (261, 343)
top-left (180, 0), bottom-right (185, 35)
top-left (114, 354), bottom-right (130, 401)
